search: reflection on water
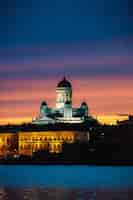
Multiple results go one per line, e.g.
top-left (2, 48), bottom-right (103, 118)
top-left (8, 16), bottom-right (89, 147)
top-left (0, 187), bottom-right (133, 200)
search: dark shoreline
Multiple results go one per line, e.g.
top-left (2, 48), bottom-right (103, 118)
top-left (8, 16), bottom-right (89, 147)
top-left (0, 120), bottom-right (99, 133)
top-left (1, 161), bottom-right (133, 166)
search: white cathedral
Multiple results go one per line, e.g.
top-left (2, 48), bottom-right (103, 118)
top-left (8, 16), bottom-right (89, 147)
top-left (32, 77), bottom-right (91, 124)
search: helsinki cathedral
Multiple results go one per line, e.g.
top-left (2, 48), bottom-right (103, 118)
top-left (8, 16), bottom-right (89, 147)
top-left (32, 77), bottom-right (91, 124)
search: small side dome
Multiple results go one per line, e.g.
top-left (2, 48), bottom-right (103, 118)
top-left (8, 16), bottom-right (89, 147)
top-left (81, 102), bottom-right (88, 107)
top-left (57, 76), bottom-right (72, 88)
top-left (41, 101), bottom-right (47, 106)
top-left (65, 100), bottom-right (71, 105)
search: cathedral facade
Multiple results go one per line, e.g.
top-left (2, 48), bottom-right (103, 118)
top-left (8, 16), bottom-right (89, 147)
top-left (32, 77), bottom-right (90, 124)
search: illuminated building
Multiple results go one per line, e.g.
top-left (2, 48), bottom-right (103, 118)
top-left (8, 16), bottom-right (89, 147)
top-left (0, 131), bottom-right (89, 157)
top-left (18, 131), bottom-right (88, 155)
top-left (0, 133), bottom-right (17, 158)
top-left (32, 77), bottom-right (91, 124)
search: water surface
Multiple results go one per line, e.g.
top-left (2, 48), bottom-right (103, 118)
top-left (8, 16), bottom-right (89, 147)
top-left (0, 166), bottom-right (133, 188)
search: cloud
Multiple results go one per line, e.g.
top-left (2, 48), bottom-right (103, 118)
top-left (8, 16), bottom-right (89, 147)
top-left (0, 54), bottom-right (132, 80)
top-left (0, 38), bottom-right (131, 79)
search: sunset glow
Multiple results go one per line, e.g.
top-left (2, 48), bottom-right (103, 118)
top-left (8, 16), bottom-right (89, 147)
top-left (0, 76), bottom-right (132, 125)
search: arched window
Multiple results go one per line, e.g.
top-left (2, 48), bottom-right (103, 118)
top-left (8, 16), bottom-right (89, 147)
top-left (58, 144), bottom-right (60, 151)
top-left (54, 144), bottom-right (56, 152)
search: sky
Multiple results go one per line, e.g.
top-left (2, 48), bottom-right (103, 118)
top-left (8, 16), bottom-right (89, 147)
top-left (0, 0), bottom-right (132, 124)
